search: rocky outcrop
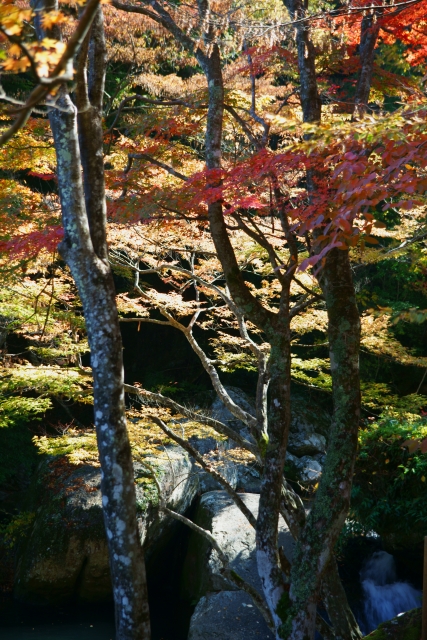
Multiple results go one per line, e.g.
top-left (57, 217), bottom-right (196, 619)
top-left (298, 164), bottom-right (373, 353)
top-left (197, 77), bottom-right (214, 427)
top-left (188, 591), bottom-right (274, 640)
top-left (210, 387), bottom-right (330, 485)
top-left (182, 491), bottom-right (294, 602)
top-left (14, 446), bottom-right (198, 605)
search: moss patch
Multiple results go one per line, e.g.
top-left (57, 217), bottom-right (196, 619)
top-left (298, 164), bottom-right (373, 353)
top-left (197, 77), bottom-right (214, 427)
top-left (364, 608), bottom-right (421, 640)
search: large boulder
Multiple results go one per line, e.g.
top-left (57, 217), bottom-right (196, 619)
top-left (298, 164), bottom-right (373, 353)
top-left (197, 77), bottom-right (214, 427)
top-left (14, 446), bottom-right (198, 605)
top-left (182, 491), bottom-right (294, 602)
top-left (188, 590), bottom-right (274, 640)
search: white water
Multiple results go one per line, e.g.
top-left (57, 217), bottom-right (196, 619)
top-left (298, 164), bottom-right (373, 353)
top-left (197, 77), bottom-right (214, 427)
top-left (360, 551), bottom-right (422, 634)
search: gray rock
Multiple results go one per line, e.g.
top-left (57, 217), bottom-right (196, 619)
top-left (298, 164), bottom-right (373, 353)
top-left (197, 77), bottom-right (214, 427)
top-left (290, 393), bottom-right (331, 439)
top-left (182, 491), bottom-right (294, 601)
top-left (285, 452), bottom-right (322, 484)
top-left (196, 457), bottom-right (238, 494)
top-left (188, 590), bottom-right (274, 640)
top-left (209, 387), bottom-right (330, 487)
top-left (14, 446), bottom-right (198, 605)
top-left (210, 387), bottom-right (255, 433)
top-left (235, 463), bottom-right (261, 493)
top-left (287, 431), bottom-right (326, 457)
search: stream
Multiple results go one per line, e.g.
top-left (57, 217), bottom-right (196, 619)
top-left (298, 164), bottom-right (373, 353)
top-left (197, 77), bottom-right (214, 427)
top-left (0, 548), bottom-right (422, 639)
top-left (358, 550), bottom-right (422, 635)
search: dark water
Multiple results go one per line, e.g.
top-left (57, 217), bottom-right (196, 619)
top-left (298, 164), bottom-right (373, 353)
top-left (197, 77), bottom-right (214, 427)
top-left (0, 599), bottom-right (115, 640)
top-left (0, 512), bottom-right (194, 640)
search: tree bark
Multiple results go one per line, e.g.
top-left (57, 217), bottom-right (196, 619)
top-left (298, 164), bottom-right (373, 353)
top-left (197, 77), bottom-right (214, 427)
top-left (286, 247), bottom-right (361, 640)
top-left (353, 14), bottom-right (381, 120)
top-left (278, 3), bottom-right (363, 639)
top-left (33, 3), bottom-right (151, 637)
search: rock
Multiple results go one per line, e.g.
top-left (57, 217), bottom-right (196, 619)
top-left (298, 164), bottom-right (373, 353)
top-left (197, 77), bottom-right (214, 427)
top-left (182, 491), bottom-right (294, 602)
top-left (285, 452), bottom-right (322, 484)
top-left (188, 590), bottom-right (274, 640)
top-left (210, 387), bottom-right (255, 433)
top-left (210, 387), bottom-right (331, 442)
top-left (290, 393), bottom-right (331, 439)
top-left (287, 431), bottom-right (326, 457)
top-left (365, 608), bottom-right (421, 640)
top-left (235, 463), bottom-right (261, 493)
top-left (14, 446), bottom-right (198, 605)
top-left (209, 387), bottom-right (330, 487)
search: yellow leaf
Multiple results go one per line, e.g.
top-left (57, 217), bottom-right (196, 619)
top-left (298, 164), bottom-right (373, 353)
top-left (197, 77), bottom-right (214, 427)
top-left (8, 43), bottom-right (21, 57)
top-left (41, 10), bottom-right (68, 30)
top-left (422, 476), bottom-right (426, 482)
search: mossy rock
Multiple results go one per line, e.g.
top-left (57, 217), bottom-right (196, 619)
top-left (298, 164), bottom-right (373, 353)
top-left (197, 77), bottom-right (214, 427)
top-left (14, 446), bottom-right (198, 605)
top-left (364, 608), bottom-right (421, 640)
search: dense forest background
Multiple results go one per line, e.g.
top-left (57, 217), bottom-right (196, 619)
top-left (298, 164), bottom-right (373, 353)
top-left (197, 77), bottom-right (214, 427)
top-left (1, 0), bottom-right (427, 638)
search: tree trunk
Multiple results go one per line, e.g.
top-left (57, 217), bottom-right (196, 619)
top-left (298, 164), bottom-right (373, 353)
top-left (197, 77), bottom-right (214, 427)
top-left (287, 247), bottom-right (361, 640)
top-left (33, 3), bottom-right (151, 637)
top-left (353, 14), bottom-right (381, 120)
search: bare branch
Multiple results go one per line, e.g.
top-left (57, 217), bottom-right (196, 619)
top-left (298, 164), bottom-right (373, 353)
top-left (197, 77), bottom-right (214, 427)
top-left (142, 460), bottom-right (273, 630)
top-left (129, 153), bottom-right (188, 181)
top-left (124, 384), bottom-right (259, 456)
top-left (149, 415), bottom-right (257, 528)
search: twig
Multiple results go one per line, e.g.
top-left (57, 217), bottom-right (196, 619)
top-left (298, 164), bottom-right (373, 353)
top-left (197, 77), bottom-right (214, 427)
top-left (149, 415), bottom-right (257, 528)
top-left (124, 384), bottom-right (259, 456)
top-left (141, 460), bottom-right (274, 631)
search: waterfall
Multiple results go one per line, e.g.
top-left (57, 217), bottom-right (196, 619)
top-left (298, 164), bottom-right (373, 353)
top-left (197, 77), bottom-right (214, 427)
top-left (359, 551), bottom-right (422, 634)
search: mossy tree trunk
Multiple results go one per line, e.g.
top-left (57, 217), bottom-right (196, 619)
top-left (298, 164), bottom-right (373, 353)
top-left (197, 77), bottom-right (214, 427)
top-left (33, 2), bottom-right (151, 638)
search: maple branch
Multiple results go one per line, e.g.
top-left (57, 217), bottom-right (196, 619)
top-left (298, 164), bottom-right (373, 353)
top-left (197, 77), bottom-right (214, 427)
top-left (293, 276), bottom-right (321, 299)
top-left (149, 415), bottom-right (257, 528)
top-left (118, 317), bottom-right (170, 325)
top-left (111, 0), bottom-right (209, 69)
top-left (128, 153), bottom-right (188, 181)
top-left (290, 295), bottom-right (322, 318)
top-left (245, 48), bottom-right (270, 148)
top-left (224, 104), bottom-right (259, 148)
top-left (126, 278), bottom-right (259, 431)
top-left (107, 94), bottom-right (198, 134)
top-left (111, 254), bottom-right (266, 365)
top-left (0, 27), bottom-right (40, 81)
top-left (231, 213), bottom-right (285, 280)
top-left (124, 384), bottom-right (258, 455)
top-left (276, 89), bottom-right (298, 114)
top-left (0, 0), bottom-right (102, 147)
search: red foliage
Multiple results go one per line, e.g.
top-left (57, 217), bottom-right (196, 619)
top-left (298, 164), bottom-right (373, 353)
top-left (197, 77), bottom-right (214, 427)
top-left (0, 226), bottom-right (64, 260)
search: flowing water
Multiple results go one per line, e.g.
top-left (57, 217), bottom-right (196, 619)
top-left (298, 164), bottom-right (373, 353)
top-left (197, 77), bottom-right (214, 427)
top-left (359, 550), bottom-right (422, 635)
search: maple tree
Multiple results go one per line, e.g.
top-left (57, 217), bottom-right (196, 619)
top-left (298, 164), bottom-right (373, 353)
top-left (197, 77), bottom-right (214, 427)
top-left (1, 0), bottom-right (427, 639)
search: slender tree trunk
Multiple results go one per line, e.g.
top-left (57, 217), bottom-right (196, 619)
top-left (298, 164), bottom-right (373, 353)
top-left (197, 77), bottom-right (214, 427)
top-left (32, 3), bottom-right (151, 637)
top-left (277, 3), bottom-right (363, 639)
top-left (321, 559), bottom-right (361, 640)
top-left (50, 88), bottom-right (150, 640)
top-left (201, 44), bottom-right (290, 633)
top-left (353, 14), bottom-right (381, 120)
top-left (287, 248), bottom-right (360, 640)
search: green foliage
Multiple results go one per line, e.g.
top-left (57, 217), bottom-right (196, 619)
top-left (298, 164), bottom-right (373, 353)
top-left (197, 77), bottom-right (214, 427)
top-left (0, 365), bottom-right (93, 402)
top-left (350, 414), bottom-right (427, 544)
top-left (0, 511), bottom-right (36, 548)
top-left (34, 430), bottom-right (99, 465)
top-left (0, 400), bottom-right (44, 485)
top-left (0, 396), bottom-right (50, 429)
